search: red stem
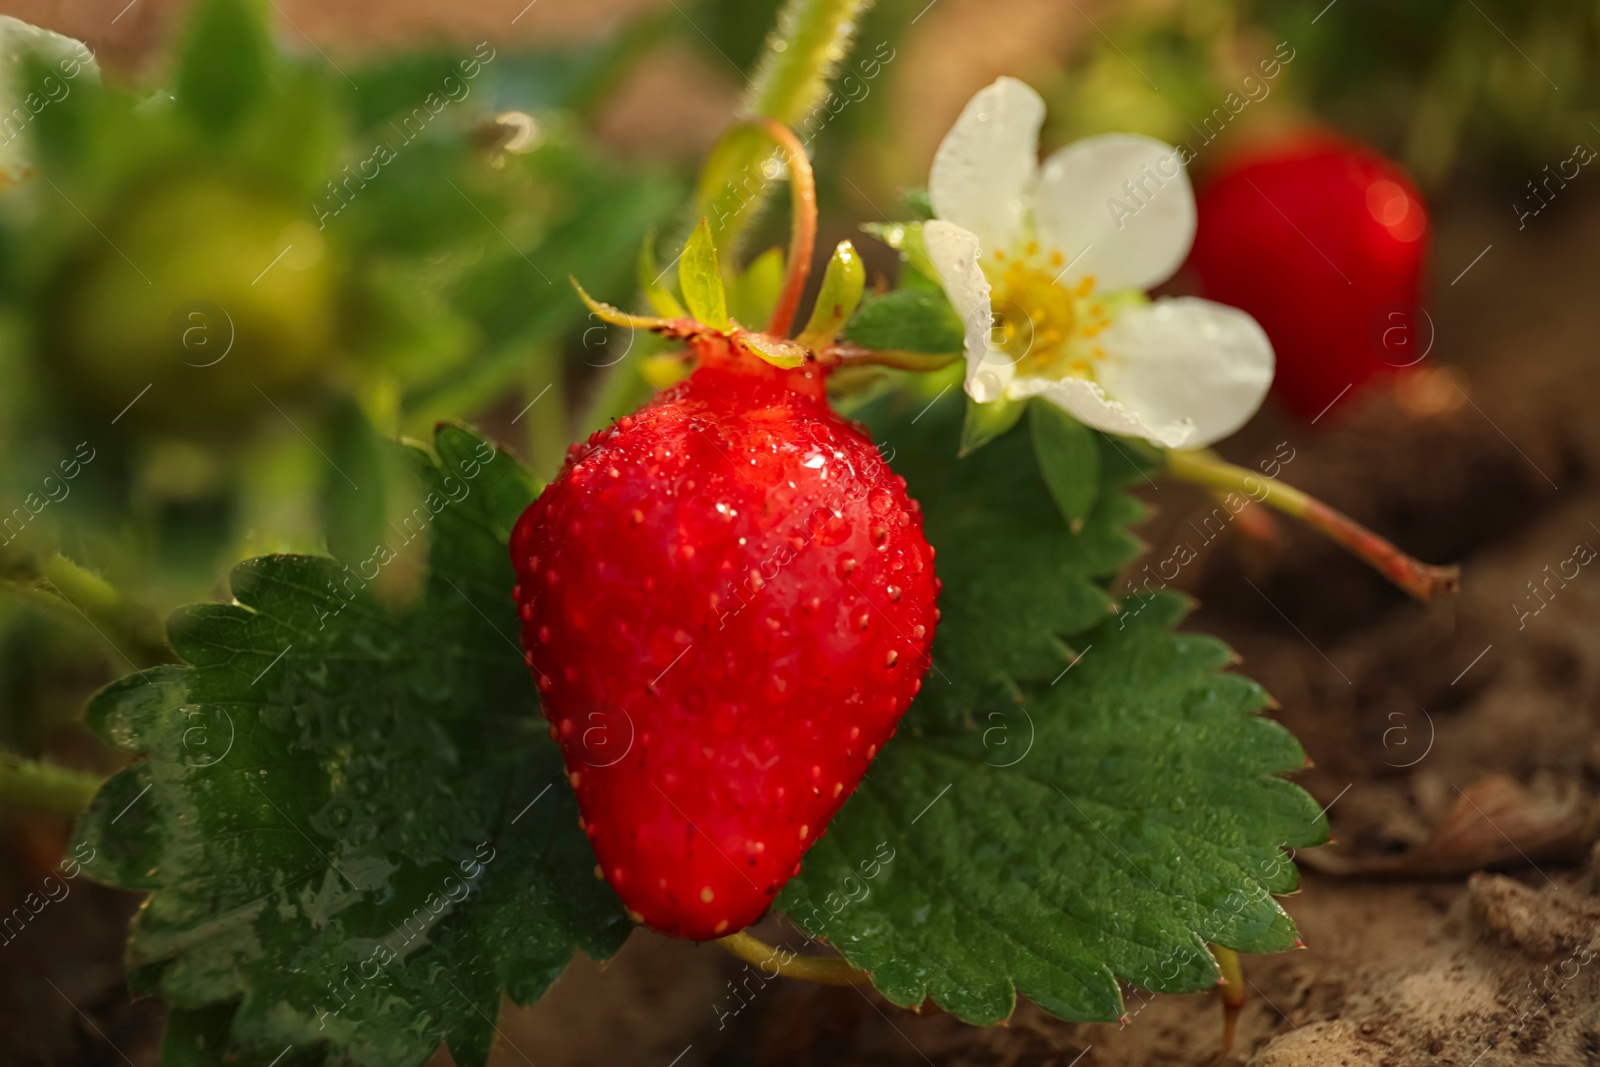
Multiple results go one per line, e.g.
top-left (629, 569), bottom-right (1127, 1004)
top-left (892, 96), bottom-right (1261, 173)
top-left (757, 118), bottom-right (817, 338)
top-left (1302, 498), bottom-right (1461, 601)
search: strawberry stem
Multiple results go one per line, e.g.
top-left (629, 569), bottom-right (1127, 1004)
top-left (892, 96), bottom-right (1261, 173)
top-left (757, 119), bottom-right (817, 338)
top-left (1, 551), bottom-right (173, 667)
top-left (744, 0), bottom-right (871, 124)
top-left (1211, 944), bottom-right (1245, 1057)
top-left (1162, 449), bottom-right (1460, 601)
top-left (824, 343), bottom-right (960, 373)
top-left (717, 929), bottom-right (872, 986)
top-left (0, 754), bottom-right (102, 816)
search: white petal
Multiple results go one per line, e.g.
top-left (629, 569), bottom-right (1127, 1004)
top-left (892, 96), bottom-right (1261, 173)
top-left (1096, 297), bottom-right (1275, 449)
top-left (1034, 133), bottom-right (1195, 292)
top-left (1008, 375), bottom-right (1196, 450)
top-left (929, 76), bottom-right (1043, 256)
top-left (924, 220), bottom-right (1012, 403)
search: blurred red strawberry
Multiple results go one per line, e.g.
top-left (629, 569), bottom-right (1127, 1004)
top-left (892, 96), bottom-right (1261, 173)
top-left (1188, 134), bottom-right (1429, 420)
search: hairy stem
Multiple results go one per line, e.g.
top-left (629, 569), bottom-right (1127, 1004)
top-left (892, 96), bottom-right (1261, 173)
top-left (697, 0), bottom-right (872, 254)
top-left (0, 755), bottom-right (103, 816)
top-left (1163, 450), bottom-right (1460, 601)
top-left (744, 0), bottom-right (871, 123)
top-left (716, 929), bottom-right (872, 986)
top-left (0, 552), bottom-right (172, 667)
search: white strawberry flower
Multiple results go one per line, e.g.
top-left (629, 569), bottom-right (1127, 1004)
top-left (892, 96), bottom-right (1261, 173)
top-left (924, 77), bottom-right (1274, 450)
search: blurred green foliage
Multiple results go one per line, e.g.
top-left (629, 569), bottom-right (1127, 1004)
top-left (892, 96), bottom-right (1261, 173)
top-left (0, 0), bottom-right (683, 760)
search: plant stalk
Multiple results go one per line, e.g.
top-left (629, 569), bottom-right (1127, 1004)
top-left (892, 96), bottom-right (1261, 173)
top-left (716, 929), bottom-right (872, 986)
top-left (0, 552), bottom-right (172, 667)
top-left (827, 343), bottom-right (959, 373)
top-left (744, 0), bottom-right (871, 124)
top-left (1163, 449), bottom-right (1460, 601)
top-left (1211, 944), bottom-right (1245, 1058)
top-left (698, 0), bottom-right (872, 254)
top-left (0, 755), bottom-right (103, 816)
top-left (756, 119), bottom-right (817, 337)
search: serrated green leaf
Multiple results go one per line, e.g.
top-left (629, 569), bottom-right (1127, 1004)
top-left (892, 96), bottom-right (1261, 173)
top-left (1029, 399), bottom-right (1100, 527)
top-left (162, 1003), bottom-right (322, 1067)
top-left (776, 392), bottom-right (1327, 1025)
top-left (865, 392), bottom-right (1140, 723)
top-left (843, 287), bottom-right (964, 355)
top-left (679, 218), bottom-right (731, 330)
top-left (175, 0), bottom-right (273, 134)
top-left (73, 425), bottom-right (627, 1067)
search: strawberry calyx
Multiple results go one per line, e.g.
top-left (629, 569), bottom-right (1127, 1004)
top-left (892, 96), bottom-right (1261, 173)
top-left (571, 117), bottom-right (954, 401)
top-left (573, 278), bottom-right (827, 398)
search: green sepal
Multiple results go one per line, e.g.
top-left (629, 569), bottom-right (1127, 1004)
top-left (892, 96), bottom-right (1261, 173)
top-left (738, 330), bottom-right (807, 369)
top-left (679, 218), bottom-right (731, 331)
top-left (1029, 399), bottom-right (1100, 529)
top-left (797, 239), bottom-right (865, 348)
top-left (959, 393), bottom-right (1027, 456)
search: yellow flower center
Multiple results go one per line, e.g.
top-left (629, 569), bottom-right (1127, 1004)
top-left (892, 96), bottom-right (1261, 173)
top-left (984, 242), bottom-right (1110, 381)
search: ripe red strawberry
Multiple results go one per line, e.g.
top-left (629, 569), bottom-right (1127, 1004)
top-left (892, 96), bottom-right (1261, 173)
top-left (1188, 134), bottom-right (1429, 420)
top-left (510, 336), bottom-right (938, 940)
